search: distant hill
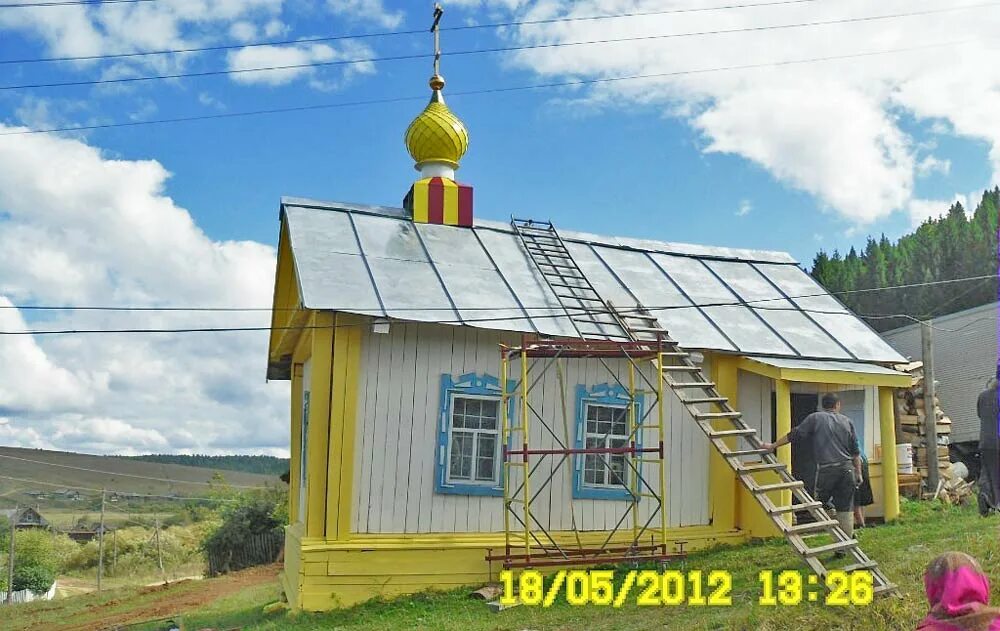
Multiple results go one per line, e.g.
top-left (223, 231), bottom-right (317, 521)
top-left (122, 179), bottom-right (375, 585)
top-left (122, 454), bottom-right (289, 476)
top-left (0, 446), bottom-right (284, 509)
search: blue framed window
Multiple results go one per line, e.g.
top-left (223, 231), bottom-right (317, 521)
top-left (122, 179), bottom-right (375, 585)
top-left (573, 383), bottom-right (644, 500)
top-left (435, 372), bottom-right (514, 496)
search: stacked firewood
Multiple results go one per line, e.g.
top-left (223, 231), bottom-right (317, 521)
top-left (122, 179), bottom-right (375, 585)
top-left (933, 462), bottom-right (975, 505)
top-left (893, 361), bottom-right (951, 489)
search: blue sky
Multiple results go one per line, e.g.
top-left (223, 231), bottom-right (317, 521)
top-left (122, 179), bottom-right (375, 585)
top-left (0, 0), bottom-right (995, 263)
top-left (0, 0), bottom-right (997, 455)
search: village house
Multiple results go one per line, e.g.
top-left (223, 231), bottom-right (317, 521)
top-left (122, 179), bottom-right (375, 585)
top-left (0, 507), bottom-right (50, 530)
top-left (266, 36), bottom-right (910, 611)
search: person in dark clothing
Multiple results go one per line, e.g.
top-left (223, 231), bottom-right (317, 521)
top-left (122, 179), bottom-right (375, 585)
top-left (763, 392), bottom-right (863, 538)
top-left (853, 435), bottom-right (874, 527)
top-left (978, 377), bottom-right (999, 516)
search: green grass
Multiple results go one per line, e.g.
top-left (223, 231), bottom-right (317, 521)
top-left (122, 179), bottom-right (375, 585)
top-left (3, 500), bottom-right (997, 631)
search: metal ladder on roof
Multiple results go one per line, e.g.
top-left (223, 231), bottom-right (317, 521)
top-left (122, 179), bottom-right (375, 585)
top-left (513, 218), bottom-right (897, 597)
top-left (510, 218), bottom-right (631, 341)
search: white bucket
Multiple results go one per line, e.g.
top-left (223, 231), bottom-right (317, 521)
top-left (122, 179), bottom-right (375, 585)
top-left (896, 444), bottom-right (914, 474)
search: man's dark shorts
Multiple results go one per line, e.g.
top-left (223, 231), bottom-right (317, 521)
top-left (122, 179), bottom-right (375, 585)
top-left (814, 461), bottom-right (856, 512)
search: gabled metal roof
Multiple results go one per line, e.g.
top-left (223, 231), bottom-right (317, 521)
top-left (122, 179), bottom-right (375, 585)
top-left (279, 198), bottom-right (906, 364)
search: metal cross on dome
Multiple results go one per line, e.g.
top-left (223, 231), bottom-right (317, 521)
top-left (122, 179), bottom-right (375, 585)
top-left (431, 3), bottom-right (444, 77)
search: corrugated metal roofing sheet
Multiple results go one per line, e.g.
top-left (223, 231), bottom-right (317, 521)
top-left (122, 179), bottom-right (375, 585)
top-left (281, 198), bottom-right (906, 364)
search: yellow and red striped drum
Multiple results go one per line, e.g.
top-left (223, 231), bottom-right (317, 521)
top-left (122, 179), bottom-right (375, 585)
top-left (405, 177), bottom-right (473, 227)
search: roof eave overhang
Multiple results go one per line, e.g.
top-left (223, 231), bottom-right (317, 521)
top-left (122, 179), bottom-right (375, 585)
top-left (736, 356), bottom-right (912, 388)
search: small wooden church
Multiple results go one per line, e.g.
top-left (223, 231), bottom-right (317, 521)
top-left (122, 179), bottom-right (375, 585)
top-left (267, 18), bottom-right (910, 611)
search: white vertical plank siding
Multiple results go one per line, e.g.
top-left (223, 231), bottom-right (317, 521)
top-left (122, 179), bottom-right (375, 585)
top-left (354, 331), bottom-right (374, 532)
top-left (351, 321), bottom-right (712, 534)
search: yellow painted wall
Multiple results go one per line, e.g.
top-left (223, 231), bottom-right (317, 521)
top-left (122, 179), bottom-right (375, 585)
top-left (282, 323), bottom-right (901, 609)
top-left (708, 353), bottom-right (737, 531)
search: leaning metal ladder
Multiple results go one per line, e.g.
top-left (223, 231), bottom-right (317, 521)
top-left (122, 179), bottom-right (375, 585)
top-left (616, 305), bottom-right (897, 597)
top-left (509, 216), bottom-right (896, 596)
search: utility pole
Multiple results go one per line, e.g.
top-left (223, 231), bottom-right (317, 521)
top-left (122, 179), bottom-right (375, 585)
top-left (921, 322), bottom-right (941, 493)
top-left (154, 517), bottom-right (165, 583)
top-left (6, 504), bottom-right (15, 605)
top-left (112, 529), bottom-right (118, 574)
top-left (97, 489), bottom-right (106, 592)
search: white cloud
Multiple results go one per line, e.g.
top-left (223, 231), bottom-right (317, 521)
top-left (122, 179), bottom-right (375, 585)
top-left (475, 0), bottom-right (1000, 226)
top-left (735, 199), bottom-right (752, 217)
top-left (326, 0), bottom-right (404, 29)
top-left (0, 0), bottom-right (285, 76)
top-left (226, 40), bottom-right (375, 89)
top-left (229, 21), bottom-right (258, 43)
top-left (197, 92), bottom-right (226, 110)
top-left (0, 125), bottom-right (289, 455)
top-left (907, 193), bottom-right (968, 227)
top-left (917, 155), bottom-right (951, 177)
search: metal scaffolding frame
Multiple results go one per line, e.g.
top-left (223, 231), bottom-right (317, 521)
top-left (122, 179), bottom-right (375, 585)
top-left (487, 335), bottom-right (682, 569)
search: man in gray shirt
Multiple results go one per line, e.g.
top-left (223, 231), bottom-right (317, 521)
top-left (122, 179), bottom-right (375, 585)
top-left (763, 392), bottom-right (863, 539)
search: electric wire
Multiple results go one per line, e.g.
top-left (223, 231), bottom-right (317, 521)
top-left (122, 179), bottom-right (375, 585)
top-left (0, 0), bottom-right (155, 7)
top-left (0, 39), bottom-right (973, 136)
top-left (0, 271), bottom-right (993, 315)
top-left (0, 0), bottom-right (832, 64)
top-left (2, 3), bottom-right (992, 92)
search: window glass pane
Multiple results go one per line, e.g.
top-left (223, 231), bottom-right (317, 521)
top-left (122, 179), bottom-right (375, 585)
top-left (476, 434), bottom-right (496, 481)
top-left (450, 432), bottom-right (474, 480)
top-left (454, 397), bottom-right (466, 416)
top-left (609, 454), bottom-right (626, 486)
top-left (582, 404), bottom-right (633, 489)
top-left (584, 454), bottom-right (604, 485)
top-left (466, 398), bottom-right (482, 417)
top-left (480, 399), bottom-right (499, 430)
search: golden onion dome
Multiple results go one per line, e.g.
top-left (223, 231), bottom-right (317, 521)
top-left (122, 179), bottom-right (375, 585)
top-left (404, 74), bottom-right (469, 170)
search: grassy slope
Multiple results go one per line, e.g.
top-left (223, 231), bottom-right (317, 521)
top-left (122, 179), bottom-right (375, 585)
top-left (0, 446), bottom-right (282, 502)
top-left (6, 500), bottom-right (993, 631)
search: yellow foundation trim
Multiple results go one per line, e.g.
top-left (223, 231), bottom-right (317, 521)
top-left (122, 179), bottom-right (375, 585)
top-left (442, 178), bottom-right (459, 225)
top-left (878, 386), bottom-right (901, 521)
top-left (708, 354), bottom-right (737, 531)
top-left (290, 526), bottom-right (747, 611)
top-left (307, 312), bottom-right (335, 539)
top-left (737, 357), bottom-right (910, 387)
top-left (326, 313), bottom-right (364, 540)
top-left (412, 181), bottom-right (429, 223)
top-left (282, 522), bottom-right (305, 610)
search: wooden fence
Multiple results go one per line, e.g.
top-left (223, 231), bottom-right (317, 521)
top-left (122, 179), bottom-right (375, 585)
top-left (206, 530), bottom-right (283, 577)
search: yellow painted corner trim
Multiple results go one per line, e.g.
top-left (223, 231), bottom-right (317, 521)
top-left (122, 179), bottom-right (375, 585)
top-left (326, 312), bottom-right (364, 540)
top-left (737, 357), bottom-right (911, 387)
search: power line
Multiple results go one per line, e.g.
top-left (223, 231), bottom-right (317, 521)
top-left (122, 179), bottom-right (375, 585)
top-left (1, 272), bottom-right (993, 314)
top-left (0, 39), bottom-right (971, 136)
top-left (1, 0), bottom-right (829, 64)
top-left (0, 453), bottom-right (272, 489)
top-left (0, 0), bottom-right (155, 7)
top-left (0, 274), bottom-right (994, 335)
top-left (2, 3), bottom-right (991, 92)
top-left (0, 474), bottom-right (241, 503)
